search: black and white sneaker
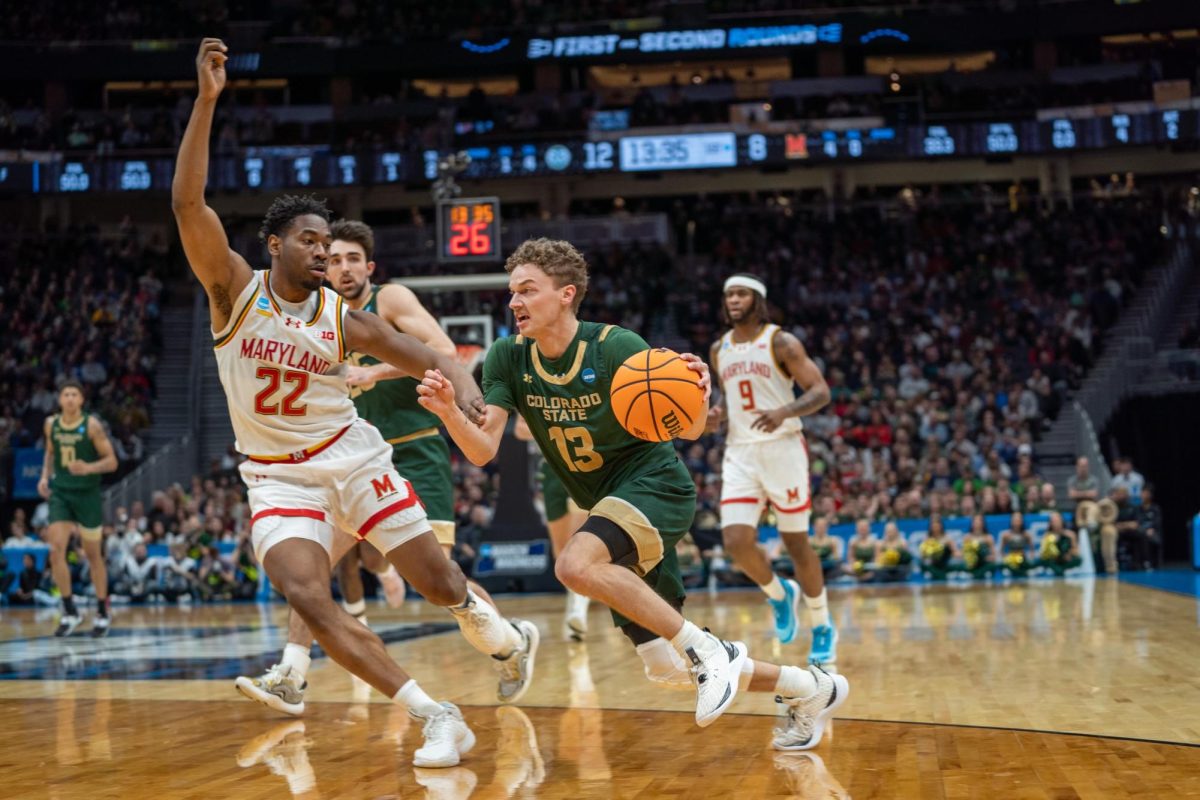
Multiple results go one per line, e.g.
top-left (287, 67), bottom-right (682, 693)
top-left (772, 664), bottom-right (850, 751)
top-left (686, 632), bottom-right (748, 728)
top-left (91, 616), bottom-right (111, 638)
top-left (54, 614), bottom-right (83, 637)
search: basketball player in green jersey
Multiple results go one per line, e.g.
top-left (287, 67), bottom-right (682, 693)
top-left (515, 415), bottom-right (591, 639)
top-left (236, 219), bottom-right (526, 715)
top-left (420, 238), bottom-right (848, 747)
top-left (37, 381), bottom-right (119, 637)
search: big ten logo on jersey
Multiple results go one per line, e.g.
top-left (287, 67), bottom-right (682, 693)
top-left (370, 473), bottom-right (399, 501)
top-left (524, 391), bottom-right (604, 422)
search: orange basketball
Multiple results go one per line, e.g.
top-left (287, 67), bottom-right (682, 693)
top-left (610, 348), bottom-right (705, 442)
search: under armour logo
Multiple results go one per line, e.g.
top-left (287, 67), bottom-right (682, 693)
top-left (523, 374), bottom-right (533, 383)
top-left (285, 318), bottom-right (302, 329)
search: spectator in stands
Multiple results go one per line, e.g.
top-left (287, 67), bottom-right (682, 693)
top-left (7, 519), bottom-right (38, 547)
top-left (1109, 457), bottom-right (1145, 504)
top-left (9, 553), bottom-right (51, 605)
top-left (1110, 486), bottom-right (1140, 573)
top-left (1067, 457), bottom-right (1100, 503)
top-left (196, 546), bottom-right (235, 600)
top-left (1135, 485), bottom-right (1163, 570)
top-left (111, 543), bottom-right (158, 604)
top-left (0, 555), bottom-right (12, 598)
top-left (160, 543), bottom-right (199, 601)
top-left (1000, 512), bottom-right (1033, 577)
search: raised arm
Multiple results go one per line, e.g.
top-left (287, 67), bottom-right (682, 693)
top-left (343, 309), bottom-right (485, 423)
top-left (171, 37), bottom-right (253, 329)
top-left (751, 330), bottom-right (831, 433)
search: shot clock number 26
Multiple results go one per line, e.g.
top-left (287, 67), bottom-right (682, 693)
top-left (437, 197), bottom-right (502, 263)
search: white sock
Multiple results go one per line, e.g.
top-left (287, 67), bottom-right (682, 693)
top-left (669, 620), bottom-right (710, 660)
top-left (775, 664), bottom-right (817, 699)
top-left (738, 657), bottom-right (755, 691)
top-left (392, 679), bottom-right (444, 718)
top-left (804, 588), bottom-right (831, 628)
top-left (281, 643), bottom-right (311, 683)
top-left (762, 574), bottom-right (787, 602)
top-left (449, 590), bottom-right (523, 658)
top-left (636, 638), bottom-right (690, 687)
top-left (342, 598), bottom-right (368, 627)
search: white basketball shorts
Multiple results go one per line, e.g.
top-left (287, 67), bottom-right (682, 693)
top-left (239, 418), bottom-right (431, 562)
top-left (719, 434), bottom-right (812, 533)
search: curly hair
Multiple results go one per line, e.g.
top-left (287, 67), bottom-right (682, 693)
top-left (330, 218), bottom-right (374, 262)
top-left (258, 194), bottom-right (332, 243)
top-left (505, 238), bottom-right (588, 312)
top-left (720, 272), bottom-right (770, 327)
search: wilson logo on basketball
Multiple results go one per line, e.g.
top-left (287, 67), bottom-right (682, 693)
top-left (661, 410), bottom-right (685, 438)
top-left (370, 474), bottom-right (397, 500)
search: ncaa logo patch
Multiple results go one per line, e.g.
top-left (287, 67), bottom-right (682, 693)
top-left (255, 296), bottom-right (272, 316)
top-left (581, 368), bottom-right (596, 384)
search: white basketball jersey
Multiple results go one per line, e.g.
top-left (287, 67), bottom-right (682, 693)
top-left (213, 271), bottom-right (357, 459)
top-left (716, 323), bottom-right (803, 444)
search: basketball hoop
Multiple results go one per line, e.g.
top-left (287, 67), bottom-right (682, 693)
top-left (455, 343), bottom-right (486, 372)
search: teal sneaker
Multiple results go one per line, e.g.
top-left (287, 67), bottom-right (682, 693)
top-left (768, 578), bottom-right (801, 644)
top-left (808, 623), bottom-right (838, 666)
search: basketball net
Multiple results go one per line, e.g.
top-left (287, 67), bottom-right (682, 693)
top-left (455, 343), bottom-right (486, 372)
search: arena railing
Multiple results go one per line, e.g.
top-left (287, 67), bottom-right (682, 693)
top-left (101, 285), bottom-right (207, 523)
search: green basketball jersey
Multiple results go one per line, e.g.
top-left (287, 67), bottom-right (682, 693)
top-left (50, 413), bottom-right (101, 491)
top-left (483, 321), bottom-right (687, 511)
top-left (347, 286), bottom-right (440, 441)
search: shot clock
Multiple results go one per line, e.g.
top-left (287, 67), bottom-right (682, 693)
top-left (436, 197), bottom-right (502, 263)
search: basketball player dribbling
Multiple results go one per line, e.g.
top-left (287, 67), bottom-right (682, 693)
top-left (174, 38), bottom-right (535, 768)
top-left (419, 238), bottom-right (848, 749)
top-left (709, 274), bottom-right (839, 665)
top-left (235, 219), bottom-right (537, 715)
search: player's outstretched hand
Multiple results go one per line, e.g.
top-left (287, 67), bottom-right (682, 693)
top-left (679, 352), bottom-right (712, 403)
top-left (417, 370), bottom-right (486, 426)
top-left (196, 38), bottom-right (228, 101)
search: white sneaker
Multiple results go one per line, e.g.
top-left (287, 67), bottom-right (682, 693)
top-left (235, 664), bottom-right (306, 716)
top-left (91, 616), bottom-right (111, 639)
top-left (684, 632), bottom-right (748, 727)
top-left (772, 664), bottom-right (850, 751)
top-left (378, 566), bottom-right (407, 608)
top-left (494, 619), bottom-right (540, 704)
top-left (54, 613), bottom-right (83, 637)
top-left (413, 702), bottom-right (476, 768)
top-left (564, 591), bottom-right (589, 641)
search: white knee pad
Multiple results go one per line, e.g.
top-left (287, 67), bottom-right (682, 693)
top-left (635, 638), bottom-right (692, 691)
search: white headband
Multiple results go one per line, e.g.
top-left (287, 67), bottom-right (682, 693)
top-left (723, 275), bottom-right (767, 299)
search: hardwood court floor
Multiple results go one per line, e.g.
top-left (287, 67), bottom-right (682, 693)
top-left (1, 578), bottom-right (1198, 798)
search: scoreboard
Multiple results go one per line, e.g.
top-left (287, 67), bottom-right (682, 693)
top-left (436, 197), bottom-right (502, 263)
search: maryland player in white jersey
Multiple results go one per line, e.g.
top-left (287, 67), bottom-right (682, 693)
top-left (708, 274), bottom-right (838, 665)
top-left (173, 38), bottom-right (536, 769)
